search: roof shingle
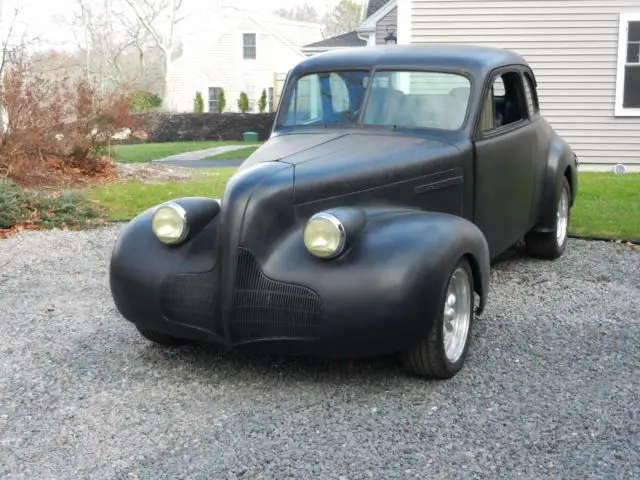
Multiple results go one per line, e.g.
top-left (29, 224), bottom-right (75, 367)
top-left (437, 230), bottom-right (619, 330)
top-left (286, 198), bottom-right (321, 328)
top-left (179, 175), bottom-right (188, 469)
top-left (303, 30), bottom-right (367, 48)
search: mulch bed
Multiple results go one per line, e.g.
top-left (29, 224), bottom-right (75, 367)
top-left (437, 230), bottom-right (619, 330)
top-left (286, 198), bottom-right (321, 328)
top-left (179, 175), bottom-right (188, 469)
top-left (10, 156), bottom-right (119, 191)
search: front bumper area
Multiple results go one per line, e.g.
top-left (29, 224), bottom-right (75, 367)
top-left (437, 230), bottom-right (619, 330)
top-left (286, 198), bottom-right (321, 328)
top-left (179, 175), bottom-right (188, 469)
top-left (109, 221), bottom-right (439, 359)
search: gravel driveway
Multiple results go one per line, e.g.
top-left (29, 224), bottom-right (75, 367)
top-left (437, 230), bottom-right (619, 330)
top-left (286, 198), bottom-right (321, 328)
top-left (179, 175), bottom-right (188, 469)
top-left (1, 227), bottom-right (638, 480)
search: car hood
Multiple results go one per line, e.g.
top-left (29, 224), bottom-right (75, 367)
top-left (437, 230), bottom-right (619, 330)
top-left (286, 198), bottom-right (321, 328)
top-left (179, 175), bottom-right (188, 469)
top-left (241, 131), bottom-right (455, 168)
top-left (239, 131), bottom-right (463, 206)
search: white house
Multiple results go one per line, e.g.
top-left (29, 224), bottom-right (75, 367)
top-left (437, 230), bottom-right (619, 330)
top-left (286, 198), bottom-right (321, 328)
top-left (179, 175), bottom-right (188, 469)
top-left (305, 0), bottom-right (640, 170)
top-left (165, 6), bottom-right (325, 114)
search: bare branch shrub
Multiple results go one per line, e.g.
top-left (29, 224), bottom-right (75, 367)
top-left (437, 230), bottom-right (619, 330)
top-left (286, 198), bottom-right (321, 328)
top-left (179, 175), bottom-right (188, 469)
top-left (0, 47), bottom-right (137, 184)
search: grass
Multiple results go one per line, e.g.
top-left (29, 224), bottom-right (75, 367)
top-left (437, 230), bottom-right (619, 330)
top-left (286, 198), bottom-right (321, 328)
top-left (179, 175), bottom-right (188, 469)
top-left (569, 172), bottom-right (640, 241)
top-left (87, 170), bottom-right (640, 241)
top-left (204, 146), bottom-right (260, 161)
top-left (86, 168), bottom-right (236, 219)
top-left (109, 141), bottom-right (255, 164)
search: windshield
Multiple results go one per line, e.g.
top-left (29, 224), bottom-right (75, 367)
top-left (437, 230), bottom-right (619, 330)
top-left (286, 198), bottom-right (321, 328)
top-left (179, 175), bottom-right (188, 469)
top-left (280, 70), bottom-right (471, 131)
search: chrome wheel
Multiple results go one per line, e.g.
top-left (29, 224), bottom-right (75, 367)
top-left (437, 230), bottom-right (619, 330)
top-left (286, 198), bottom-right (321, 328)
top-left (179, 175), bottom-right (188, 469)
top-left (556, 187), bottom-right (569, 248)
top-left (442, 267), bottom-right (472, 364)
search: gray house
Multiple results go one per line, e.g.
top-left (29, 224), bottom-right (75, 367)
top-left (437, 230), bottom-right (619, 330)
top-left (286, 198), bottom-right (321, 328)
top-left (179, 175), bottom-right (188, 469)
top-left (303, 0), bottom-right (640, 171)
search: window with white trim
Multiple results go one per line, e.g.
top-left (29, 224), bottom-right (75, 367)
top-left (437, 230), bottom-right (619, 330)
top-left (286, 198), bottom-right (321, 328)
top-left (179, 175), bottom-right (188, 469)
top-left (243, 33), bottom-right (256, 59)
top-left (615, 14), bottom-right (640, 116)
top-left (208, 87), bottom-right (222, 113)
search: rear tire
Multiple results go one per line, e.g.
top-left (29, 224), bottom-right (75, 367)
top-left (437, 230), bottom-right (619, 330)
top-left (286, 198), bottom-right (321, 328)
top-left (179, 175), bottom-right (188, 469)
top-left (525, 177), bottom-right (571, 260)
top-left (401, 258), bottom-right (475, 380)
top-left (136, 326), bottom-right (190, 346)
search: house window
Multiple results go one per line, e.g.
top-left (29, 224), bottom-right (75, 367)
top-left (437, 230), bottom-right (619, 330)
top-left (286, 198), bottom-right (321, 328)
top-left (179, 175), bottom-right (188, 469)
top-left (615, 14), bottom-right (640, 116)
top-left (268, 87), bottom-right (274, 112)
top-left (243, 33), bottom-right (256, 59)
top-left (208, 87), bottom-right (222, 112)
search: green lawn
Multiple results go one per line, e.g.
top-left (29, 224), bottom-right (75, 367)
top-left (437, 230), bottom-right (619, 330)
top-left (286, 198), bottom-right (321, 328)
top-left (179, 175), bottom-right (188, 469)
top-left (86, 169), bottom-right (236, 219)
top-left (110, 141), bottom-right (254, 163)
top-left (204, 146), bottom-right (260, 161)
top-left (88, 170), bottom-right (640, 241)
top-left (569, 172), bottom-right (639, 240)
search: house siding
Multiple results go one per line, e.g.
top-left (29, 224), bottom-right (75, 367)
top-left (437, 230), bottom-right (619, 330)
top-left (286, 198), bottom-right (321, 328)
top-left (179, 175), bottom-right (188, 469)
top-left (166, 13), bottom-right (322, 113)
top-left (375, 7), bottom-right (398, 45)
top-left (409, 0), bottom-right (640, 167)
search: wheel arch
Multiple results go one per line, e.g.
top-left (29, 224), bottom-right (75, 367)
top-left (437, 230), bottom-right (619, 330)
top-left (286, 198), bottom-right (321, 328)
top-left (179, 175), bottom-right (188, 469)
top-left (533, 137), bottom-right (578, 232)
top-left (462, 251), bottom-right (487, 316)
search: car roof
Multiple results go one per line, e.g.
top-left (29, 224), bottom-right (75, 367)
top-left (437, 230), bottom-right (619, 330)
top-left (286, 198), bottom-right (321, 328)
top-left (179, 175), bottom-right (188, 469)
top-left (291, 44), bottom-right (529, 78)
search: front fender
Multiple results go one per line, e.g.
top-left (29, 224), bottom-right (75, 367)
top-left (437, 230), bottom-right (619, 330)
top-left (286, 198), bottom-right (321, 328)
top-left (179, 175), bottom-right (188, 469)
top-left (252, 208), bottom-right (490, 355)
top-left (109, 197), bottom-right (225, 339)
top-left (535, 136), bottom-right (578, 231)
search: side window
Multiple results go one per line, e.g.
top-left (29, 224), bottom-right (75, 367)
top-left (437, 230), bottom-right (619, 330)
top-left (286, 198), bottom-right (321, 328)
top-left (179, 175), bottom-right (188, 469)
top-left (492, 76), bottom-right (506, 97)
top-left (523, 73), bottom-right (539, 117)
top-left (479, 89), bottom-right (495, 131)
top-left (480, 71), bottom-right (526, 132)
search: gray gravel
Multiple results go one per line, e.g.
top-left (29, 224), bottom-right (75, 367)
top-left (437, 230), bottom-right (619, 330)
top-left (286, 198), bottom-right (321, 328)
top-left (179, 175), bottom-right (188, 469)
top-left (1, 227), bottom-right (639, 480)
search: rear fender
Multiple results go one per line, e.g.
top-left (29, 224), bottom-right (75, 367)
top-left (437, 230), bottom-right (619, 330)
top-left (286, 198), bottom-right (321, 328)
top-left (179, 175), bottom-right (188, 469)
top-left (534, 137), bottom-right (578, 232)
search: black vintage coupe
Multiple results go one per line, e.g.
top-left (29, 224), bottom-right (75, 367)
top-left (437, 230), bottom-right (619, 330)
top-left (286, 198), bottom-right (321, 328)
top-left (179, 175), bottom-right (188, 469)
top-left (109, 44), bottom-right (578, 379)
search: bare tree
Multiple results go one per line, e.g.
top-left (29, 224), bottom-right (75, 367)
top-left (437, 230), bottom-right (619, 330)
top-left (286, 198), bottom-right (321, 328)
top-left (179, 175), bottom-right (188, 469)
top-left (1, 7), bottom-right (24, 134)
top-left (274, 3), bottom-right (321, 23)
top-left (324, 0), bottom-right (364, 38)
top-left (123, 0), bottom-right (185, 109)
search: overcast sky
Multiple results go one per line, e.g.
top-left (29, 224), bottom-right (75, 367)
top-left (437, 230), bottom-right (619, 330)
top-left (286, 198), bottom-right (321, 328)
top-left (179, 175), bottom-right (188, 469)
top-left (1, 0), bottom-right (349, 49)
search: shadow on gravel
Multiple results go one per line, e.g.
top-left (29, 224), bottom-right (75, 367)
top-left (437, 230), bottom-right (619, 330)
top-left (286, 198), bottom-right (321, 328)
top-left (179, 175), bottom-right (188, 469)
top-left (139, 342), bottom-right (410, 384)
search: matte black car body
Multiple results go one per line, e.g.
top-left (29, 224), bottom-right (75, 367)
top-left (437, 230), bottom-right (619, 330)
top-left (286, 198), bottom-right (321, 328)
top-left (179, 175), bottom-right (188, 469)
top-left (110, 44), bottom-right (578, 362)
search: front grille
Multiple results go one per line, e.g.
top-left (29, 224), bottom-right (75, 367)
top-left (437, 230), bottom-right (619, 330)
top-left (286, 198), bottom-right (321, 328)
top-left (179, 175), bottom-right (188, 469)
top-left (231, 248), bottom-right (324, 342)
top-left (160, 272), bottom-right (216, 329)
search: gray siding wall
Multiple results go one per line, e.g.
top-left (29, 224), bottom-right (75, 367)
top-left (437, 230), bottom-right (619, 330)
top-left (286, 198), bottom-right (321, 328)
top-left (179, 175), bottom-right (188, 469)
top-left (410, 0), bottom-right (640, 167)
top-left (376, 8), bottom-right (398, 45)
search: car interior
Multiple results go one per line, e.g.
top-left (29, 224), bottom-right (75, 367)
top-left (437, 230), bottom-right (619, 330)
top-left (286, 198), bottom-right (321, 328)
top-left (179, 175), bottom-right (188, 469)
top-left (363, 86), bottom-right (471, 130)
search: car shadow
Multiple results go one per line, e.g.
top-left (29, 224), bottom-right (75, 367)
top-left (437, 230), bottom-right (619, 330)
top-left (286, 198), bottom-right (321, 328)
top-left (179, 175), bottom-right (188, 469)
top-left (135, 339), bottom-right (425, 386)
top-left (490, 240), bottom-right (537, 269)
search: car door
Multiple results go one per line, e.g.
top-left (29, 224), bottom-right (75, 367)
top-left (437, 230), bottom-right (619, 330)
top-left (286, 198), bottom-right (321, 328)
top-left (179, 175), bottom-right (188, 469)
top-left (473, 69), bottom-right (537, 259)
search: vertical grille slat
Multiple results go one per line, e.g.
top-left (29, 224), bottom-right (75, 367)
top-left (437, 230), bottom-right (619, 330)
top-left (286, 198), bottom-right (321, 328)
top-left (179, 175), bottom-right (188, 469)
top-left (231, 248), bottom-right (324, 342)
top-left (160, 272), bottom-right (216, 328)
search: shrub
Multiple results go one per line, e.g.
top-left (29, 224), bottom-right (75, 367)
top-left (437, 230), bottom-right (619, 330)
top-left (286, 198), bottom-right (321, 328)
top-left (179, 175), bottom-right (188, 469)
top-left (193, 91), bottom-right (204, 113)
top-left (0, 47), bottom-right (136, 184)
top-left (129, 91), bottom-right (162, 111)
top-left (237, 92), bottom-right (249, 113)
top-left (0, 179), bottom-right (28, 229)
top-left (258, 89), bottom-right (267, 113)
top-left (0, 178), bottom-right (106, 231)
top-left (217, 89), bottom-right (226, 113)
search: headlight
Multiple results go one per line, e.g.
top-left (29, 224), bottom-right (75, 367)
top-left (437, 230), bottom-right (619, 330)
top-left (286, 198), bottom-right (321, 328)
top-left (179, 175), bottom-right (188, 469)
top-left (151, 202), bottom-right (189, 245)
top-left (303, 212), bottom-right (347, 259)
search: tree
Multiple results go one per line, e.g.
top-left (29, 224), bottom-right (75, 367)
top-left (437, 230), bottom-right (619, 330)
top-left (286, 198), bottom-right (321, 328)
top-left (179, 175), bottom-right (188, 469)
top-left (258, 89), bottom-right (267, 113)
top-left (274, 3), bottom-right (320, 23)
top-left (55, 0), bottom-right (157, 94)
top-left (123, 0), bottom-right (186, 110)
top-left (237, 92), bottom-right (249, 113)
top-left (324, 0), bottom-right (363, 38)
top-left (1, 7), bottom-right (30, 134)
top-left (217, 89), bottom-right (226, 113)
top-left (193, 91), bottom-right (204, 113)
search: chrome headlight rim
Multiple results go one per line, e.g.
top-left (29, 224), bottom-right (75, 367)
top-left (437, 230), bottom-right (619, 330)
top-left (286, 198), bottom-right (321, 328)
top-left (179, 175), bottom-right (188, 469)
top-left (304, 211), bottom-right (347, 259)
top-left (151, 201), bottom-right (189, 245)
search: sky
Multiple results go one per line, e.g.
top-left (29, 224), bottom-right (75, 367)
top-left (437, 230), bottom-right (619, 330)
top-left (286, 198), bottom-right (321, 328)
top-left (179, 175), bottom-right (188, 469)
top-left (1, 0), bottom-right (350, 50)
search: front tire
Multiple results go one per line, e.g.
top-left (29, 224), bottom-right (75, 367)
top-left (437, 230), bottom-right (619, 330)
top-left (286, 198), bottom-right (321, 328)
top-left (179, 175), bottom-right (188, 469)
top-left (525, 177), bottom-right (571, 260)
top-left (136, 326), bottom-right (190, 346)
top-left (401, 258), bottom-right (475, 380)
